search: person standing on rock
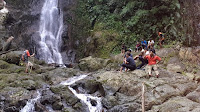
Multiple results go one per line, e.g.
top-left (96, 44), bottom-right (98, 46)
top-left (144, 50), bottom-right (161, 78)
top-left (120, 52), bottom-right (136, 72)
top-left (21, 50), bottom-right (35, 73)
top-left (158, 31), bottom-right (165, 49)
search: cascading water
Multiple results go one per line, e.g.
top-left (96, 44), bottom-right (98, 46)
top-left (60, 75), bottom-right (103, 112)
top-left (20, 91), bottom-right (41, 112)
top-left (37, 0), bottom-right (64, 65)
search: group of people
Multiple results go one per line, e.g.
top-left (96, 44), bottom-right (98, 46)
top-left (120, 32), bottom-right (164, 78)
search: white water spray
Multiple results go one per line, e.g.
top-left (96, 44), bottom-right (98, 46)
top-left (20, 91), bottom-right (41, 112)
top-left (60, 75), bottom-right (103, 112)
top-left (38, 0), bottom-right (64, 64)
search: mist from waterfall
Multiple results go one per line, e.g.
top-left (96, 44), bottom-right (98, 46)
top-left (37, 0), bottom-right (64, 64)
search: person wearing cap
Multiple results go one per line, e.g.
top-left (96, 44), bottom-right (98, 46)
top-left (144, 50), bottom-right (161, 78)
top-left (120, 52), bottom-right (136, 72)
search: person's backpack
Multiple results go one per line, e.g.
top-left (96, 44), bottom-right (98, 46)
top-left (21, 50), bottom-right (30, 61)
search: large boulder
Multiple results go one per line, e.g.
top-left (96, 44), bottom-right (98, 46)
top-left (0, 51), bottom-right (23, 65)
top-left (179, 47), bottom-right (200, 63)
top-left (0, 87), bottom-right (34, 111)
top-left (50, 85), bottom-right (80, 106)
top-left (156, 48), bottom-right (177, 58)
top-left (78, 56), bottom-right (112, 71)
top-left (148, 97), bottom-right (200, 112)
top-left (167, 64), bottom-right (184, 73)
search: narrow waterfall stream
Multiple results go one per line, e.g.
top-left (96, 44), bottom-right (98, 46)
top-left (37, 0), bottom-right (64, 65)
top-left (61, 75), bottom-right (103, 112)
top-left (20, 91), bottom-right (41, 112)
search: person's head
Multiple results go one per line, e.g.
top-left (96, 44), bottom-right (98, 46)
top-left (127, 49), bottom-right (132, 53)
top-left (150, 50), bottom-right (154, 57)
top-left (126, 52), bottom-right (131, 58)
top-left (137, 42), bottom-right (139, 44)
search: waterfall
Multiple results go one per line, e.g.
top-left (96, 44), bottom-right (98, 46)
top-left (60, 75), bottom-right (103, 112)
top-left (20, 91), bottom-right (41, 112)
top-left (37, 0), bottom-right (64, 65)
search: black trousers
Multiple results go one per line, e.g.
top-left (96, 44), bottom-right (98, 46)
top-left (121, 64), bottom-right (136, 71)
top-left (137, 56), bottom-right (148, 69)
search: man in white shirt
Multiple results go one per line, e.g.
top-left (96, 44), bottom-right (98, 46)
top-left (148, 40), bottom-right (154, 49)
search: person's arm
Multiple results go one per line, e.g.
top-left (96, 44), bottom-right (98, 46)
top-left (30, 53), bottom-right (35, 57)
top-left (156, 56), bottom-right (161, 64)
top-left (134, 55), bottom-right (139, 60)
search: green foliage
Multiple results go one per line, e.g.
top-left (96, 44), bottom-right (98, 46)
top-left (75, 0), bottom-right (194, 57)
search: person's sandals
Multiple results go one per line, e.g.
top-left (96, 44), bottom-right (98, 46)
top-left (156, 74), bottom-right (159, 78)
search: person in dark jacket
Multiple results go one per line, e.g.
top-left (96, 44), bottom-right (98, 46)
top-left (120, 53), bottom-right (136, 72)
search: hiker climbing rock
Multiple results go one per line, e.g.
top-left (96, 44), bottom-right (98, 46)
top-left (21, 49), bottom-right (35, 73)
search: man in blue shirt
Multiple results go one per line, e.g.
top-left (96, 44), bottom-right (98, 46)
top-left (141, 39), bottom-right (147, 49)
top-left (120, 53), bottom-right (136, 72)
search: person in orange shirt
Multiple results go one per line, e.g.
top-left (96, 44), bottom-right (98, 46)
top-left (158, 31), bottom-right (165, 49)
top-left (144, 50), bottom-right (161, 78)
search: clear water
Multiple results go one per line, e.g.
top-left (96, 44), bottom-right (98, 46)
top-left (20, 91), bottom-right (41, 112)
top-left (37, 0), bottom-right (64, 64)
top-left (61, 75), bottom-right (103, 112)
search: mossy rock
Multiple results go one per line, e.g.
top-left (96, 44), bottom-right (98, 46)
top-left (50, 85), bottom-right (79, 106)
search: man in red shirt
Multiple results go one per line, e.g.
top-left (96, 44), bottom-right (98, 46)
top-left (145, 50), bottom-right (161, 78)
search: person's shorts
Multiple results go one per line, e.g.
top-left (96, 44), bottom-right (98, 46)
top-left (161, 40), bottom-right (164, 44)
top-left (26, 61), bottom-right (33, 67)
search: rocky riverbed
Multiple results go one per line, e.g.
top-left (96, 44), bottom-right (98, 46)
top-left (0, 47), bottom-right (199, 112)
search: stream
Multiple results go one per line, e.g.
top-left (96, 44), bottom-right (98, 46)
top-left (61, 74), bottom-right (103, 112)
top-left (20, 74), bottom-right (103, 112)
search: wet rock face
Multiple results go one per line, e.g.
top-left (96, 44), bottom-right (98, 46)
top-left (3, 0), bottom-right (44, 49)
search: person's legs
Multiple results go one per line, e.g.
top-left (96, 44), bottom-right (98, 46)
top-left (125, 64), bottom-right (136, 71)
top-left (28, 61), bottom-right (33, 73)
top-left (153, 64), bottom-right (159, 77)
top-left (137, 56), bottom-right (145, 69)
top-left (120, 63), bottom-right (126, 72)
top-left (159, 41), bottom-right (162, 49)
top-left (147, 65), bottom-right (153, 76)
top-left (25, 62), bottom-right (28, 73)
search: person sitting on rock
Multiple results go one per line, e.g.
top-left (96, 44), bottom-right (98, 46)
top-left (121, 49), bottom-right (133, 71)
top-left (141, 39), bottom-right (147, 49)
top-left (147, 39), bottom-right (154, 50)
top-left (144, 50), bottom-right (161, 78)
top-left (148, 45), bottom-right (156, 54)
top-left (120, 52), bottom-right (136, 72)
top-left (134, 50), bottom-right (148, 69)
top-left (21, 50), bottom-right (35, 73)
top-left (135, 42), bottom-right (142, 52)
